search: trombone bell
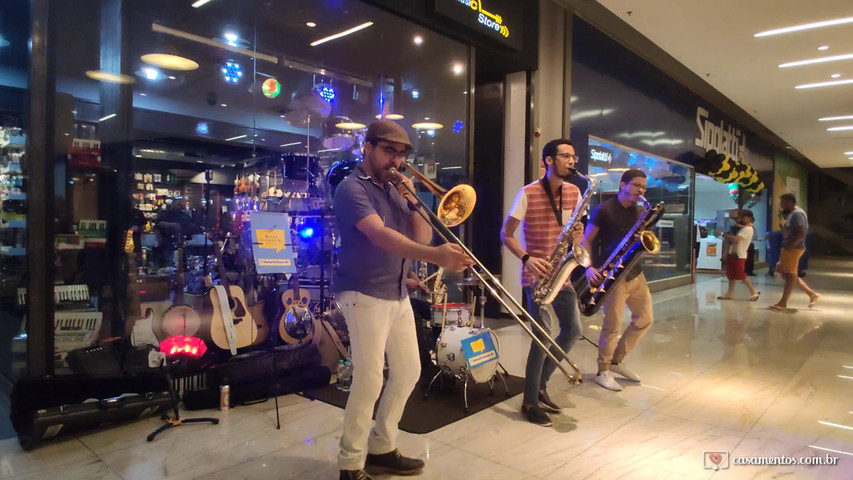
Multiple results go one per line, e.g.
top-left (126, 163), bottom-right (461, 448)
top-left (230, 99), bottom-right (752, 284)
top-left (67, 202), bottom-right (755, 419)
top-left (396, 163), bottom-right (477, 228)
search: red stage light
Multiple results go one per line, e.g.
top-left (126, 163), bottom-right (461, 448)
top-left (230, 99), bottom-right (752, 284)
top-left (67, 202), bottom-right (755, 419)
top-left (160, 336), bottom-right (207, 358)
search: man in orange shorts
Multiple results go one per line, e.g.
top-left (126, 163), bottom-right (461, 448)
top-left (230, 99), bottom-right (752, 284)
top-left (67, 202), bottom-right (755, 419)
top-left (770, 193), bottom-right (820, 310)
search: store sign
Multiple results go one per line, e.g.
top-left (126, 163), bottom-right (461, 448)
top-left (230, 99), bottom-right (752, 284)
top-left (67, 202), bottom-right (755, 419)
top-left (434, 0), bottom-right (523, 50)
top-left (694, 106), bottom-right (746, 161)
top-left (589, 146), bottom-right (614, 166)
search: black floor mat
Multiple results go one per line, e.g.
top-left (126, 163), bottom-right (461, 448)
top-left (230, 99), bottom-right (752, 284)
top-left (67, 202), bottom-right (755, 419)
top-left (303, 373), bottom-right (525, 434)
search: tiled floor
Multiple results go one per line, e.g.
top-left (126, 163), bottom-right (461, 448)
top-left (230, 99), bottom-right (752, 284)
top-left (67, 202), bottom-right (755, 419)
top-left (2, 258), bottom-right (852, 479)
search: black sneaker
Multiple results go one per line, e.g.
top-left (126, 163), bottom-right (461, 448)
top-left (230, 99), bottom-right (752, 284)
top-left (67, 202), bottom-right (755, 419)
top-left (365, 449), bottom-right (425, 476)
top-left (538, 389), bottom-right (561, 413)
top-left (521, 404), bottom-right (553, 427)
top-left (340, 470), bottom-right (373, 480)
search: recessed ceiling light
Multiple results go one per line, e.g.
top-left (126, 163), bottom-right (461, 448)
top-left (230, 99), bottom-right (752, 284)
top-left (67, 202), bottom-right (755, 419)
top-left (306, 21), bottom-right (317, 28)
top-left (779, 53), bottom-right (853, 68)
top-left (168, 75), bottom-right (176, 80)
top-left (452, 63), bottom-right (464, 75)
top-left (224, 32), bottom-right (239, 45)
top-left (831, 73), bottom-right (841, 78)
top-left (310, 22), bottom-right (374, 47)
top-left (142, 67), bottom-right (159, 80)
top-left (220, 103), bottom-right (227, 107)
top-left (139, 92), bottom-right (147, 96)
top-left (796, 78), bottom-right (853, 89)
top-left (819, 115), bottom-right (853, 121)
top-left (280, 114), bottom-right (286, 118)
top-left (141, 53), bottom-right (199, 71)
top-left (754, 16), bottom-right (853, 37)
top-left (413, 35), bottom-right (423, 45)
top-left (191, 0), bottom-right (215, 7)
top-left (99, 113), bottom-right (117, 122)
top-left (818, 45), bottom-right (830, 51)
top-left (225, 134), bottom-right (247, 141)
top-left (85, 70), bottom-right (135, 84)
top-left (827, 125), bottom-right (853, 131)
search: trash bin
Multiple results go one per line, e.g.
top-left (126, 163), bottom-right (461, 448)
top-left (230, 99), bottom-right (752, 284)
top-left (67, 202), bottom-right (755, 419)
top-left (765, 230), bottom-right (810, 276)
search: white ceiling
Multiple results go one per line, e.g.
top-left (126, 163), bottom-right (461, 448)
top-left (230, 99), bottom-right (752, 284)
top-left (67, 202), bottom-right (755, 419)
top-left (597, 0), bottom-right (853, 169)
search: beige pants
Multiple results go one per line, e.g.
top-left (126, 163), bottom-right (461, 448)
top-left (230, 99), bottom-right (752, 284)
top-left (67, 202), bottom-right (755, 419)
top-left (598, 272), bottom-right (653, 371)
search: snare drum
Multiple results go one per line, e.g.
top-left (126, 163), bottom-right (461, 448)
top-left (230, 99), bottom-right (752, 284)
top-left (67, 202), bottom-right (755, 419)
top-left (431, 303), bottom-right (470, 327)
top-left (436, 327), bottom-right (500, 383)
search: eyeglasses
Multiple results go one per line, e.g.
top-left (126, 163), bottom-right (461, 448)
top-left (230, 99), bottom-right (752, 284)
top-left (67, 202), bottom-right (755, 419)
top-left (555, 153), bottom-right (580, 161)
top-left (379, 145), bottom-right (408, 160)
top-left (628, 182), bottom-right (647, 191)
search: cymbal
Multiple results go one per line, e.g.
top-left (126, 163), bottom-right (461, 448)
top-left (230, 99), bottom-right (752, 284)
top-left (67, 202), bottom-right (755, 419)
top-left (455, 276), bottom-right (484, 286)
top-left (285, 91), bottom-right (331, 127)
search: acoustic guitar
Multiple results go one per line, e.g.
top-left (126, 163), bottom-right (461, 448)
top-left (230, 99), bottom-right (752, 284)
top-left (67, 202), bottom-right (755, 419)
top-left (160, 246), bottom-right (202, 338)
top-left (207, 240), bottom-right (261, 353)
top-left (278, 272), bottom-right (314, 344)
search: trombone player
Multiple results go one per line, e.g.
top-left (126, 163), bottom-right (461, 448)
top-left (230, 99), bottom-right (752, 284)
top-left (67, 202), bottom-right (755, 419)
top-left (501, 139), bottom-right (584, 427)
top-left (333, 120), bottom-right (473, 480)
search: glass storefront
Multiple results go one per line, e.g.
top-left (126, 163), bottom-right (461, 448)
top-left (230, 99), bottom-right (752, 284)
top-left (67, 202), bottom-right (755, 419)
top-left (587, 136), bottom-right (694, 284)
top-left (5, 0), bottom-right (471, 376)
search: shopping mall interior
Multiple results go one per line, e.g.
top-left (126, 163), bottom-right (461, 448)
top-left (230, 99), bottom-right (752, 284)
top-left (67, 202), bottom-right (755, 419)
top-left (0, 0), bottom-right (851, 479)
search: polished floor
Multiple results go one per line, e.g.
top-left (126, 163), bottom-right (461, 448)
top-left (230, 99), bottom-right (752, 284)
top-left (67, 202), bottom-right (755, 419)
top-left (1, 258), bottom-right (852, 479)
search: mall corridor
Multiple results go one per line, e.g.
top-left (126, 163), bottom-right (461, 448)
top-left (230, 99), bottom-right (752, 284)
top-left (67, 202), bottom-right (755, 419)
top-left (1, 257), bottom-right (850, 479)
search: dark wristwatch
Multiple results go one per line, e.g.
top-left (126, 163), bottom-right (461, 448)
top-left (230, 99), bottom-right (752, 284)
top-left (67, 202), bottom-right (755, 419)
top-left (521, 254), bottom-right (530, 264)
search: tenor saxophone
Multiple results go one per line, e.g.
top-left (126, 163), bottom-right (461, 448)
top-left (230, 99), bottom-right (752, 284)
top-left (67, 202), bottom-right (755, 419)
top-left (532, 170), bottom-right (596, 305)
top-left (576, 196), bottom-right (664, 316)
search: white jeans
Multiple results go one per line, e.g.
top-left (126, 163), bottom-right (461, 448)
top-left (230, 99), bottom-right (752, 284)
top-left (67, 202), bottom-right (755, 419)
top-left (337, 291), bottom-right (421, 470)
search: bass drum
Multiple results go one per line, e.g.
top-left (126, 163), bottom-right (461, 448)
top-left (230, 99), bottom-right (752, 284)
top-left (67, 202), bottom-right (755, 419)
top-left (326, 160), bottom-right (359, 196)
top-left (322, 115), bottom-right (357, 151)
top-left (436, 327), bottom-right (500, 383)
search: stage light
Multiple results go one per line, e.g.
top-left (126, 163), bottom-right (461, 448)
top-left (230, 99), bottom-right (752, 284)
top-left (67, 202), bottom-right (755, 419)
top-left (262, 78), bottom-right (281, 98)
top-left (143, 67), bottom-right (159, 80)
top-left (225, 32), bottom-right (239, 46)
top-left (299, 227), bottom-right (315, 239)
top-left (314, 83), bottom-right (335, 102)
top-left (412, 89), bottom-right (419, 99)
top-left (196, 122), bottom-right (209, 135)
top-left (453, 121), bottom-right (463, 134)
top-left (222, 61), bottom-right (243, 83)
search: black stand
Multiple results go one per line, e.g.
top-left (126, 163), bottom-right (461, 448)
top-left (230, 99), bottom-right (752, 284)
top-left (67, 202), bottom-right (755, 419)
top-left (147, 369), bottom-right (219, 442)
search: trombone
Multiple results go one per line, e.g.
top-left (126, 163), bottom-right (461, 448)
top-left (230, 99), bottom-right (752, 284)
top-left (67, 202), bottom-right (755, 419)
top-left (391, 163), bottom-right (582, 384)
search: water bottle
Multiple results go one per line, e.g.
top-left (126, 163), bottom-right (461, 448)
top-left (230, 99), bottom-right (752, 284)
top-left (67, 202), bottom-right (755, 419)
top-left (335, 360), bottom-right (345, 390)
top-left (341, 360), bottom-right (352, 392)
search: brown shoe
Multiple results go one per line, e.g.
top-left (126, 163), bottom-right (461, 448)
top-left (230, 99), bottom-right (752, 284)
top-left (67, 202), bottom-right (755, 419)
top-left (340, 470), bottom-right (373, 480)
top-left (365, 449), bottom-right (425, 475)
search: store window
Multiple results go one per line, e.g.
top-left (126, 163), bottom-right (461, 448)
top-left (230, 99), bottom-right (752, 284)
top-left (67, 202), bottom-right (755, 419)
top-left (587, 136), bottom-right (694, 284)
top-left (0, 0), bottom-right (30, 383)
top-left (46, 0), bottom-right (470, 373)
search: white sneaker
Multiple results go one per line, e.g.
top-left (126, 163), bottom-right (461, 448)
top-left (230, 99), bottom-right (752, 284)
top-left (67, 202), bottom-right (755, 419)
top-left (609, 363), bottom-right (641, 382)
top-left (595, 371), bottom-right (623, 391)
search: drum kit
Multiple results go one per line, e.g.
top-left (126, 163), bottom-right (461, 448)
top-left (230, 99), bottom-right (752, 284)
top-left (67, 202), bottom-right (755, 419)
top-left (418, 268), bottom-right (510, 413)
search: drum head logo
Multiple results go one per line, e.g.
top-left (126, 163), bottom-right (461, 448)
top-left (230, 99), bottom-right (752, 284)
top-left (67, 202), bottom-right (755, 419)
top-left (461, 331), bottom-right (497, 369)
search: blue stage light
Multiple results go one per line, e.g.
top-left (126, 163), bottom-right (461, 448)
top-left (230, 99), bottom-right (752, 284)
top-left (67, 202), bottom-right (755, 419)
top-left (299, 227), bottom-right (315, 239)
top-left (453, 121), bottom-right (463, 134)
top-left (222, 61), bottom-right (243, 84)
top-left (314, 83), bottom-right (336, 102)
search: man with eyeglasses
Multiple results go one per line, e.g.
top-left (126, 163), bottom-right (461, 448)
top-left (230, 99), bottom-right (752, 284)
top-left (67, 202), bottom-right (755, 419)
top-left (501, 138), bottom-right (584, 427)
top-left (333, 120), bottom-right (473, 480)
top-left (581, 169), bottom-right (654, 392)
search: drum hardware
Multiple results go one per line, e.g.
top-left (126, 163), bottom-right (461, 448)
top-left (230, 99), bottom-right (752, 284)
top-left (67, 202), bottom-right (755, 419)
top-left (391, 163), bottom-right (581, 385)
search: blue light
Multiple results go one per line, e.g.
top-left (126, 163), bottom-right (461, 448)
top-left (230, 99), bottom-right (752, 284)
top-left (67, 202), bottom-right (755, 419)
top-left (317, 85), bottom-right (335, 103)
top-left (196, 122), bottom-right (209, 135)
top-left (453, 121), bottom-right (463, 134)
top-left (222, 61), bottom-right (243, 84)
top-left (299, 227), bottom-right (315, 239)
top-left (412, 89), bottom-right (419, 99)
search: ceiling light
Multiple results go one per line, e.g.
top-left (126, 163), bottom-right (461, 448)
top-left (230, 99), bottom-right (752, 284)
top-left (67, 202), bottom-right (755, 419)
top-left (141, 53), bottom-right (199, 70)
top-left (224, 32), bottom-right (238, 46)
top-left (335, 122), bottom-right (366, 130)
top-left (828, 126), bottom-right (853, 131)
top-left (452, 63), bottom-right (464, 75)
top-left (608, 168), bottom-right (629, 172)
top-left (818, 45), bottom-right (830, 51)
top-left (820, 115), bottom-right (853, 122)
top-left (310, 22), bottom-right (374, 47)
top-left (143, 67), bottom-right (159, 80)
top-left (85, 70), bottom-right (135, 84)
top-left (755, 16), bottom-right (853, 37)
top-left (98, 113), bottom-right (117, 122)
top-left (191, 0), bottom-right (215, 7)
top-left (139, 92), bottom-right (147, 96)
top-left (225, 134), bottom-right (247, 141)
top-left (845, 151), bottom-right (853, 155)
top-left (796, 78), bottom-right (853, 89)
top-left (832, 73), bottom-right (841, 78)
top-left (280, 142), bottom-right (301, 147)
top-left (375, 113), bottom-right (404, 120)
top-left (220, 103), bottom-right (227, 107)
top-left (306, 21), bottom-right (317, 28)
top-left (168, 75), bottom-right (176, 80)
top-left (412, 89), bottom-right (419, 99)
top-left (780, 53), bottom-right (853, 68)
top-left (413, 35), bottom-right (423, 45)
top-left (412, 122), bottom-right (443, 130)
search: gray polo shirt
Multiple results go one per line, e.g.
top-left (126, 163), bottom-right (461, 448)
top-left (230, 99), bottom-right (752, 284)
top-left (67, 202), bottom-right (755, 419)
top-left (333, 162), bottom-right (412, 300)
top-left (782, 206), bottom-right (808, 250)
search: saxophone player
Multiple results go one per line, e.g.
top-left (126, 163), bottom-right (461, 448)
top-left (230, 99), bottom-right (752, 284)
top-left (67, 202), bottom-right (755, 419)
top-left (501, 139), bottom-right (584, 427)
top-left (581, 169), bottom-right (653, 392)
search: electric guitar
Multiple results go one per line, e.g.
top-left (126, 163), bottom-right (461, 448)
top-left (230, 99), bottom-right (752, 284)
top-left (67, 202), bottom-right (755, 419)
top-left (160, 245), bottom-right (202, 338)
top-left (278, 271), bottom-right (314, 344)
top-left (206, 240), bottom-right (260, 353)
